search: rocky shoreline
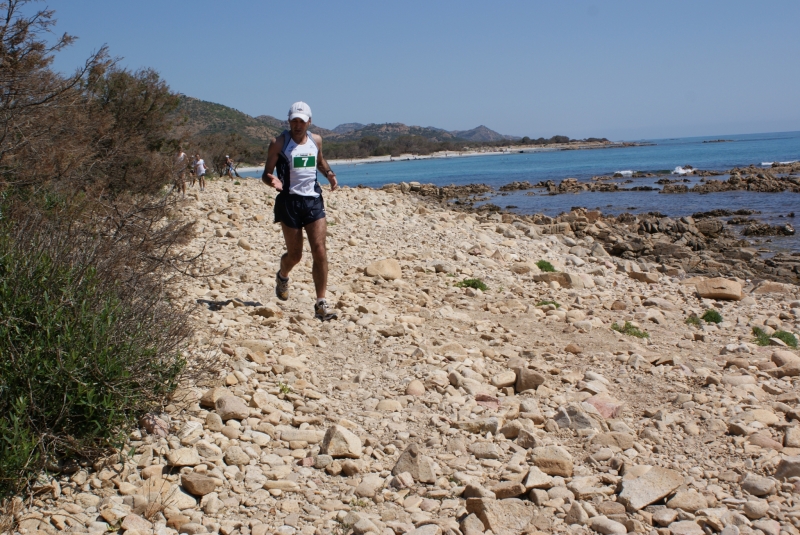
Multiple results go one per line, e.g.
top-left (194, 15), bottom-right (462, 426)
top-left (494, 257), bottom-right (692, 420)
top-left (382, 182), bottom-right (799, 286)
top-left (9, 179), bottom-right (800, 535)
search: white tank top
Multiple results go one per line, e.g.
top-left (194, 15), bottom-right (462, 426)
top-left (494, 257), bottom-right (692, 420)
top-left (283, 135), bottom-right (319, 197)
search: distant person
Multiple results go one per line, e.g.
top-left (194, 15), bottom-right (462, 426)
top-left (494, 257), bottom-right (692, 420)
top-left (224, 155), bottom-right (241, 180)
top-left (194, 154), bottom-right (207, 191)
top-left (261, 101), bottom-right (338, 321)
top-left (174, 147), bottom-right (187, 196)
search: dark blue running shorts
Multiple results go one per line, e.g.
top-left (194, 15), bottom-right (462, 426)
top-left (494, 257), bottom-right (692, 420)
top-left (274, 192), bottom-right (326, 228)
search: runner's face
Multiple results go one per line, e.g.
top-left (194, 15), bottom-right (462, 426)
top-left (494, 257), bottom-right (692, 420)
top-left (290, 118), bottom-right (309, 137)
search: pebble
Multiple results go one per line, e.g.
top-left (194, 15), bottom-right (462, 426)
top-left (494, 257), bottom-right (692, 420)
top-left (19, 181), bottom-right (800, 535)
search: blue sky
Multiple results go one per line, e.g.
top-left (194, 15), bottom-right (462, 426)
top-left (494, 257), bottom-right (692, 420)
top-left (42, 1), bottom-right (800, 140)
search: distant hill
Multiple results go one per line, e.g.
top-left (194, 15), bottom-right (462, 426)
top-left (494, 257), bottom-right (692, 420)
top-left (173, 96), bottom-right (281, 147)
top-left (332, 123), bottom-right (365, 134)
top-left (451, 125), bottom-right (519, 142)
top-left (254, 115), bottom-right (335, 137)
top-left (173, 95), bottom-right (580, 163)
top-left (328, 123), bottom-right (458, 142)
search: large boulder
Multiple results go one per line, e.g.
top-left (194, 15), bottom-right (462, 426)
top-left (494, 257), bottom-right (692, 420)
top-left (365, 259), bottom-right (402, 280)
top-left (465, 498), bottom-right (535, 533)
top-left (392, 443), bottom-right (436, 483)
top-left (618, 466), bottom-right (684, 510)
top-left (320, 425), bottom-right (363, 458)
top-left (695, 277), bottom-right (743, 301)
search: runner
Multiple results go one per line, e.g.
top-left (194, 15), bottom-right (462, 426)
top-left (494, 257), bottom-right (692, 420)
top-left (262, 101), bottom-right (338, 321)
top-left (194, 154), bottom-right (207, 191)
top-left (174, 147), bottom-right (187, 196)
top-left (224, 155), bottom-right (241, 180)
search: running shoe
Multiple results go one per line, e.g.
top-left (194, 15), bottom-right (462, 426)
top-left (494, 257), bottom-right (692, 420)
top-left (314, 299), bottom-right (338, 321)
top-left (275, 271), bottom-right (289, 301)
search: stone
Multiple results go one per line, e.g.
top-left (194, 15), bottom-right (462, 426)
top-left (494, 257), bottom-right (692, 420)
top-left (469, 442), bottom-right (500, 459)
top-left (490, 370), bottom-right (517, 388)
top-left (280, 429), bottom-right (325, 443)
top-left (565, 343), bottom-right (582, 354)
top-left (120, 514), bottom-right (152, 532)
top-left (465, 497), bottom-right (535, 533)
top-left (590, 516), bottom-right (627, 535)
top-left (785, 426), bottom-right (800, 448)
top-left (516, 428), bottom-right (539, 449)
top-left (491, 481), bottom-right (526, 499)
top-left (554, 403), bottom-right (604, 431)
top-left (740, 472), bottom-right (775, 496)
top-left (215, 396), bottom-right (250, 421)
top-left (530, 445), bottom-right (573, 477)
top-left (354, 474), bottom-right (384, 498)
top-left (618, 466), bottom-right (684, 510)
top-left (752, 519), bottom-right (781, 535)
top-left (237, 238), bottom-right (251, 250)
top-left (591, 432), bottom-right (635, 450)
top-left (223, 446), bottom-right (251, 466)
top-left (365, 258), bottom-right (402, 280)
top-left (585, 394), bottom-right (625, 419)
top-left (406, 526), bottom-right (442, 535)
top-left (565, 501), bottom-right (589, 525)
top-left (405, 379), bottom-right (425, 396)
top-left (460, 513), bottom-right (487, 535)
top-left (668, 520), bottom-right (705, 535)
top-left (695, 277), bottom-right (743, 301)
top-left (629, 271), bottom-right (660, 284)
top-left (181, 473), bottom-right (217, 496)
top-left (743, 499), bottom-right (770, 519)
top-left (200, 386), bottom-right (229, 408)
top-left (515, 368), bottom-right (546, 392)
top-left (667, 490), bottom-right (708, 512)
top-left (392, 443), bottom-right (436, 483)
top-left (523, 466), bottom-right (553, 489)
top-left (167, 448), bottom-right (201, 467)
top-left (375, 399), bottom-right (402, 411)
top-left (320, 425), bottom-right (363, 459)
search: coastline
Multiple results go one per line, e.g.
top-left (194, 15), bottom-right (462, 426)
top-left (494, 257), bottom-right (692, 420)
top-left (237, 140), bottom-right (638, 172)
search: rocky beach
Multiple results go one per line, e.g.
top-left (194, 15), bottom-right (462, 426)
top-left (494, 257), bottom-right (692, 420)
top-left (10, 179), bottom-right (800, 535)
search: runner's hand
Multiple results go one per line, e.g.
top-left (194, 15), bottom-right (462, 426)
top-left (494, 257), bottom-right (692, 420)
top-left (263, 173), bottom-right (282, 191)
top-left (328, 174), bottom-right (338, 191)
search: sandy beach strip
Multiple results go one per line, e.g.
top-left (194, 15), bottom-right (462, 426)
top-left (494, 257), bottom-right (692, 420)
top-left (237, 140), bottom-right (626, 172)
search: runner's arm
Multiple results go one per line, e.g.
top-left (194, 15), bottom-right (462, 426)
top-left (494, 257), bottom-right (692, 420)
top-left (313, 134), bottom-right (337, 191)
top-left (262, 135), bottom-right (283, 191)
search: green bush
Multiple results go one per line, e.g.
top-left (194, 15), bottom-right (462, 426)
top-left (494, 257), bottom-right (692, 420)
top-left (685, 315), bottom-right (701, 327)
top-left (456, 278), bottom-right (488, 291)
top-left (701, 309), bottom-right (723, 324)
top-left (535, 300), bottom-right (560, 308)
top-left (0, 234), bottom-right (187, 498)
top-left (753, 327), bottom-right (798, 348)
top-left (611, 321), bottom-right (650, 339)
top-left (536, 260), bottom-right (557, 272)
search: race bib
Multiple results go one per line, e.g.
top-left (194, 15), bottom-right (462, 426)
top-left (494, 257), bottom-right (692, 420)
top-left (293, 155), bottom-right (316, 168)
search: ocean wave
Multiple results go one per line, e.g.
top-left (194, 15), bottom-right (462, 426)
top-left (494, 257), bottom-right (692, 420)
top-left (762, 160), bottom-right (798, 166)
top-left (615, 170), bottom-right (634, 177)
top-left (672, 166), bottom-right (694, 175)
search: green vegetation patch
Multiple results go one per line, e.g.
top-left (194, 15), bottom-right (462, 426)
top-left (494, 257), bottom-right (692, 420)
top-left (685, 315), bottom-right (701, 327)
top-left (753, 327), bottom-right (798, 348)
top-left (0, 236), bottom-right (187, 498)
top-left (535, 300), bottom-right (560, 308)
top-left (536, 260), bottom-right (557, 272)
top-left (611, 321), bottom-right (650, 339)
top-left (456, 278), bottom-right (488, 291)
top-left (700, 309), bottom-right (723, 324)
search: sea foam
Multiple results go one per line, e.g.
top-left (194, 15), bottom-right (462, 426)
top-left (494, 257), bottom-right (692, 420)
top-left (672, 166), bottom-right (694, 175)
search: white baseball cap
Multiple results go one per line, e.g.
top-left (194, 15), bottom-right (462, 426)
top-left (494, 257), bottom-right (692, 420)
top-left (288, 101), bottom-right (312, 122)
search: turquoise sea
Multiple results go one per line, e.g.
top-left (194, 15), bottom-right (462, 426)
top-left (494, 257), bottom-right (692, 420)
top-left (242, 130), bottom-right (800, 251)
